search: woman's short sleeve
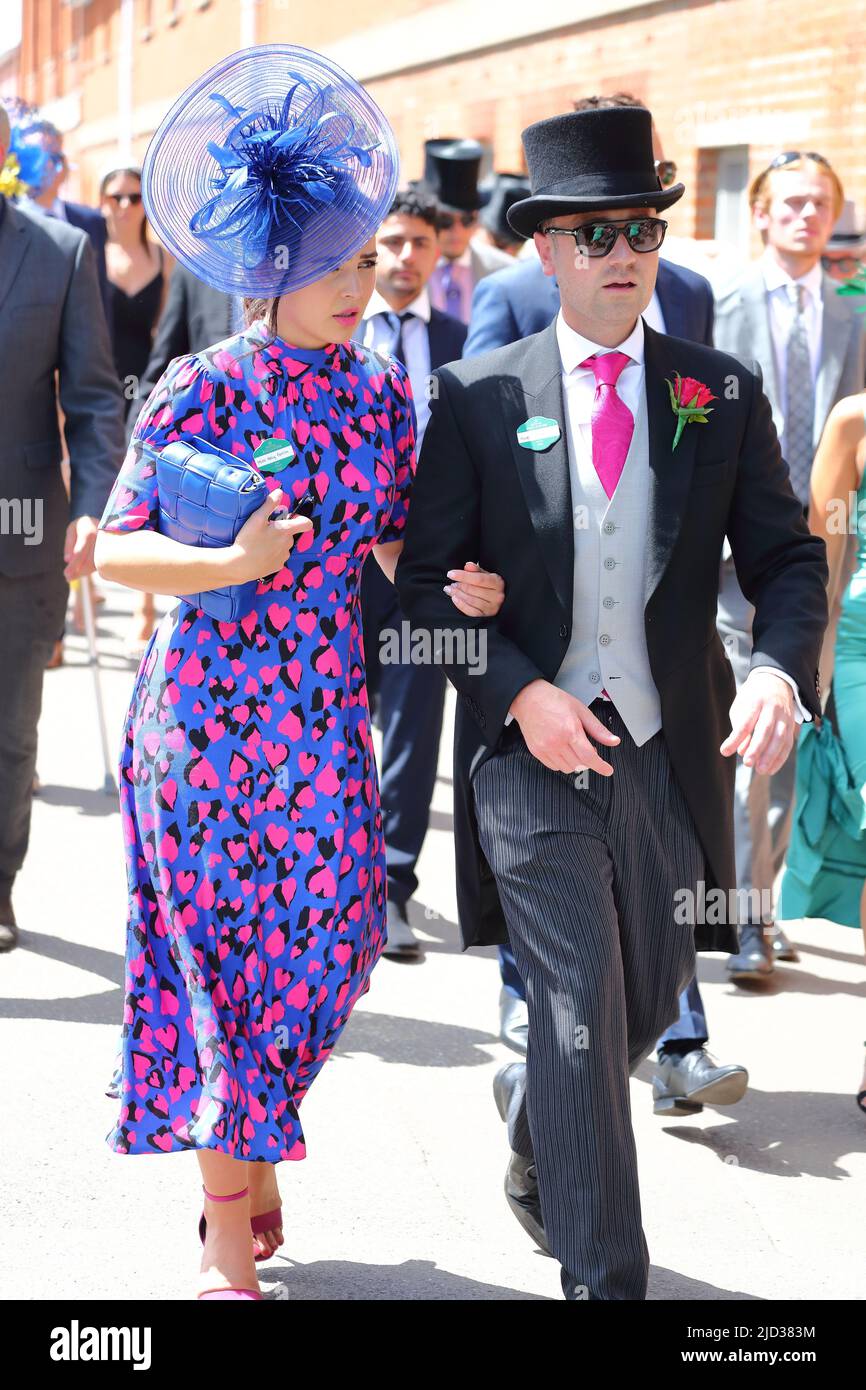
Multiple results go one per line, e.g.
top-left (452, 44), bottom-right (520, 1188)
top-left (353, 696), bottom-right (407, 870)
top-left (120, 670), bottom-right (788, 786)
top-left (377, 357), bottom-right (418, 544)
top-left (97, 355), bottom-right (210, 534)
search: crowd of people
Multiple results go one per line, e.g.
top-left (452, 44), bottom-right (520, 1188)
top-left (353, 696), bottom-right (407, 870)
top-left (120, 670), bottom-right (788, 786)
top-left (0, 50), bottom-right (864, 1303)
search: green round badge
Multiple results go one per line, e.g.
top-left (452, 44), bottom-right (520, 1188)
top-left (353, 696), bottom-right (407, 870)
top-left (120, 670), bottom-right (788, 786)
top-left (516, 416), bottom-right (561, 452)
top-left (253, 439), bottom-right (296, 473)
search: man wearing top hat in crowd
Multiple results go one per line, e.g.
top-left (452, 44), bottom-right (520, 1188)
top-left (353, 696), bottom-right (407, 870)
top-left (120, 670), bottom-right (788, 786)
top-left (464, 93), bottom-right (746, 1135)
top-left (422, 138), bottom-right (512, 324)
top-left (396, 103), bottom-right (827, 1299)
top-left (475, 173), bottom-right (531, 258)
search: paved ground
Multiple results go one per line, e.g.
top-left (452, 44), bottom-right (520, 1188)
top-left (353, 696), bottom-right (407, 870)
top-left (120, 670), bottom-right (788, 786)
top-left (1, 581), bottom-right (864, 1301)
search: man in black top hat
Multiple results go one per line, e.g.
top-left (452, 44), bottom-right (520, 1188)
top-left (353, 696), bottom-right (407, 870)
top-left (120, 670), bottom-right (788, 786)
top-left (476, 173), bottom-right (531, 257)
top-left (397, 104), bottom-right (827, 1298)
top-left (421, 139), bottom-right (512, 324)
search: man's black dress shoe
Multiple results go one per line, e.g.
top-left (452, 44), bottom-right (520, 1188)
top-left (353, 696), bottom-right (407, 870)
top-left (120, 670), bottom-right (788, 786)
top-left (652, 1047), bottom-right (748, 1116)
top-left (492, 1063), bottom-right (552, 1255)
top-left (499, 987), bottom-right (528, 1055)
top-left (726, 923), bottom-right (774, 982)
top-left (382, 898), bottom-right (420, 959)
top-left (0, 897), bottom-right (18, 953)
top-left (503, 1151), bottom-right (551, 1255)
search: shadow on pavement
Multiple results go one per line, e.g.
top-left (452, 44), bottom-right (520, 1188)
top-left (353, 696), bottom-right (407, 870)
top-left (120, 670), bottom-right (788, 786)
top-left (34, 784), bottom-right (119, 817)
top-left (0, 930), bottom-right (123, 1024)
top-left (335, 1007), bottom-right (498, 1068)
top-left (698, 954), bottom-right (866, 1000)
top-left (260, 1257), bottom-right (550, 1300)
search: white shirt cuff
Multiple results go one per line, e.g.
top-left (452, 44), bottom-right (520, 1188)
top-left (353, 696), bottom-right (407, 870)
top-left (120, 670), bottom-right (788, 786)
top-left (749, 666), bottom-right (811, 723)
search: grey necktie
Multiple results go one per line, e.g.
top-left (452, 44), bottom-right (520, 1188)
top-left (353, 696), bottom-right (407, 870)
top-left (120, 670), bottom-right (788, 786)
top-left (784, 282), bottom-right (814, 506)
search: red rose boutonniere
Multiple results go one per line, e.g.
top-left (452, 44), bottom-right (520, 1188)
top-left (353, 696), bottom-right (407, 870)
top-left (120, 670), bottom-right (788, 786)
top-left (666, 372), bottom-right (717, 451)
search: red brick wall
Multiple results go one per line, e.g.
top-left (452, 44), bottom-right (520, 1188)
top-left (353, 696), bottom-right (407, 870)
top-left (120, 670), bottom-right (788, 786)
top-left (11, 0), bottom-right (866, 252)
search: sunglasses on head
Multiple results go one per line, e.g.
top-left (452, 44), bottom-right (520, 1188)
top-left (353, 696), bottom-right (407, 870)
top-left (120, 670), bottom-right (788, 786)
top-left (542, 216), bottom-right (668, 256)
top-left (105, 191), bottom-right (142, 206)
top-left (763, 150), bottom-right (831, 178)
top-left (437, 210), bottom-right (477, 229)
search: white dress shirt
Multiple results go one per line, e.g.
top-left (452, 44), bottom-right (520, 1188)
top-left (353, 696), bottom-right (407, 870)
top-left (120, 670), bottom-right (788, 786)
top-left (761, 250), bottom-right (823, 444)
top-left (22, 194), bottom-right (67, 221)
top-left (359, 287), bottom-right (433, 445)
top-left (505, 309), bottom-right (809, 724)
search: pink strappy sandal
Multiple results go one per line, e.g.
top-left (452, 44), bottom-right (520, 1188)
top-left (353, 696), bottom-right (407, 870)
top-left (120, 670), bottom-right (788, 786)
top-left (198, 1184), bottom-right (282, 1262)
top-left (197, 1185), bottom-right (263, 1300)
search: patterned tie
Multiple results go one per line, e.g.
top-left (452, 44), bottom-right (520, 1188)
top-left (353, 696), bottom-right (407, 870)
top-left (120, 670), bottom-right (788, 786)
top-left (441, 262), bottom-right (464, 320)
top-left (389, 310), bottom-right (413, 366)
top-left (579, 351), bottom-right (634, 498)
top-left (784, 283), bottom-right (814, 506)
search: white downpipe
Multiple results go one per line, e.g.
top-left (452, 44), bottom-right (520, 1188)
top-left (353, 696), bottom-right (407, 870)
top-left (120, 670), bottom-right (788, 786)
top-left (116, 0), bottom-right (134, 161)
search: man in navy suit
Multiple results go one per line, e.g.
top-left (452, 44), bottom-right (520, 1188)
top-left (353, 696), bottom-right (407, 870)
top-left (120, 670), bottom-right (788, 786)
top-left (356, 188), bottom-right (468, 956)
top-left (462, 103), bottom-right (748, 1124)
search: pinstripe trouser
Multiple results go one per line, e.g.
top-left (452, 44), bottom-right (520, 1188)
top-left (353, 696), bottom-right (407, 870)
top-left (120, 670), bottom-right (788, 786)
top-left (472, 702), bottom-right (703, 1300)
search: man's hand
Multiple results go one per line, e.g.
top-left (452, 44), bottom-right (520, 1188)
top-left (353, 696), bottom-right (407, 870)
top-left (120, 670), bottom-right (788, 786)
top-left (510, 679), bottom-right (620, 775)
top-left (64, 515), bottom-right (100, 581)
top-left (720, 670), bottom-right (796, 775)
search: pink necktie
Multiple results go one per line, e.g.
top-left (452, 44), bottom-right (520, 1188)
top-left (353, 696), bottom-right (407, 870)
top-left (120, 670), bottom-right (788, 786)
top-left (579, 351), bottom-right (634, 498)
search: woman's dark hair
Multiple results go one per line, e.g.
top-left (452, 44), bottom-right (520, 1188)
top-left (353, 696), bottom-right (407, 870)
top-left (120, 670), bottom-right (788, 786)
top-left (100, 166), bottom-right (148, 248)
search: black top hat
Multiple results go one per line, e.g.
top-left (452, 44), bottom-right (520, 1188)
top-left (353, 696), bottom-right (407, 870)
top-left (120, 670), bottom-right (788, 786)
top-left (422, 138), bottom-right (484, 212)
top-left (507, 106), bottom-right (684, 240)
top-left (480, 173), bottom-right (532, 243)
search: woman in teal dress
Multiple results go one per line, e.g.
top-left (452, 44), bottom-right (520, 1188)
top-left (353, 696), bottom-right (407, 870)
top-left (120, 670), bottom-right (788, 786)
top-left (779, 392), bottom-right (866, 1114)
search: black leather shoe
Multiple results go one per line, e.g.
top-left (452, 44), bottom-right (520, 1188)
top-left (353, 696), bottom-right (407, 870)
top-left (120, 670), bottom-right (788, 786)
top-left (726, 923), bottom-right (774, 982)
top-left (0, 897), bottom-right (18, 953)
top-left (769, 924), bottom-right (800, 962)
top-left (504, 1151), bottom-right (551, 1255)
top-left (499, 988), bottom-right (528, 1055)
top-left (382, 899), bottom-right (420, 959)
top-left (652, 1047), bottom-right (748, 1116)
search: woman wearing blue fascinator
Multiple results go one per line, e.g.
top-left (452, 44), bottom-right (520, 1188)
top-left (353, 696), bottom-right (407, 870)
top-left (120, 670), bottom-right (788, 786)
top-left (93, 45), bottom-right (504, 1301)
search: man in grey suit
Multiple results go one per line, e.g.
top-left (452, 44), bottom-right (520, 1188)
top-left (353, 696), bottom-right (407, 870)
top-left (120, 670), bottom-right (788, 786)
top-left (0, 108), bottom-right (125, 951)
top-left (714, 151), bottom-right (866, 981)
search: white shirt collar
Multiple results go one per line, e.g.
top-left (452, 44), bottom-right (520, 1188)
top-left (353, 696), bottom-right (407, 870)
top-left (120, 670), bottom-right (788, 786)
top-left (23, 194), bottom-right (66, 220)
top-left (555, 309), bottom-right (645, 375)
top-left (760, 249), bottom-right (824, 302)
top-left (363, 286), bottom-right (432, 324)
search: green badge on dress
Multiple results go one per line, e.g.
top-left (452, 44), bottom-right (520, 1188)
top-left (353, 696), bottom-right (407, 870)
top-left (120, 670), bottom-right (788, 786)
top-left (516, 416), bottom-right (561, 452)
top-left (253, 439), bottom-right (296, 473)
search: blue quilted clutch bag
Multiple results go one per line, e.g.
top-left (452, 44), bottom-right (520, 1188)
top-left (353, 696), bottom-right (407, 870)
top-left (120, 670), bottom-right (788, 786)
top-left (138, 435), bottom-right (269, 622)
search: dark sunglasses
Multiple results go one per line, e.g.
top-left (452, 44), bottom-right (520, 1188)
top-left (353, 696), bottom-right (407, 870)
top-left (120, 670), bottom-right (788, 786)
top-left (105, 192), bottom-right (142, 206)
top-left (437, 210), bottom-right (477, 229)
top-left (543, 216), bottom-right (667, 256)
top-left (655, 159), bottom-right (678, 188)
top-left (821, 254), bottom-right (863, 276)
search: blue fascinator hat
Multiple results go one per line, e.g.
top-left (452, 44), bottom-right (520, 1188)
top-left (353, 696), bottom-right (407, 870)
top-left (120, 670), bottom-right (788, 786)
top-left (141, 45), bottom-right (400, 297)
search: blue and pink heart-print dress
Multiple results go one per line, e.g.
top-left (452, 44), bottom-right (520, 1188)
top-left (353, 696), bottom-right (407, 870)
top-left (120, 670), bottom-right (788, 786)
top-left (99, 321), bottom-right (416, 1162)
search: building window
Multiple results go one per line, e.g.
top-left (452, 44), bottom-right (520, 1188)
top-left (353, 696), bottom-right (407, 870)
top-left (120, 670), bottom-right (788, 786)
top-left (696, 144), bottom-right (751, 250)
